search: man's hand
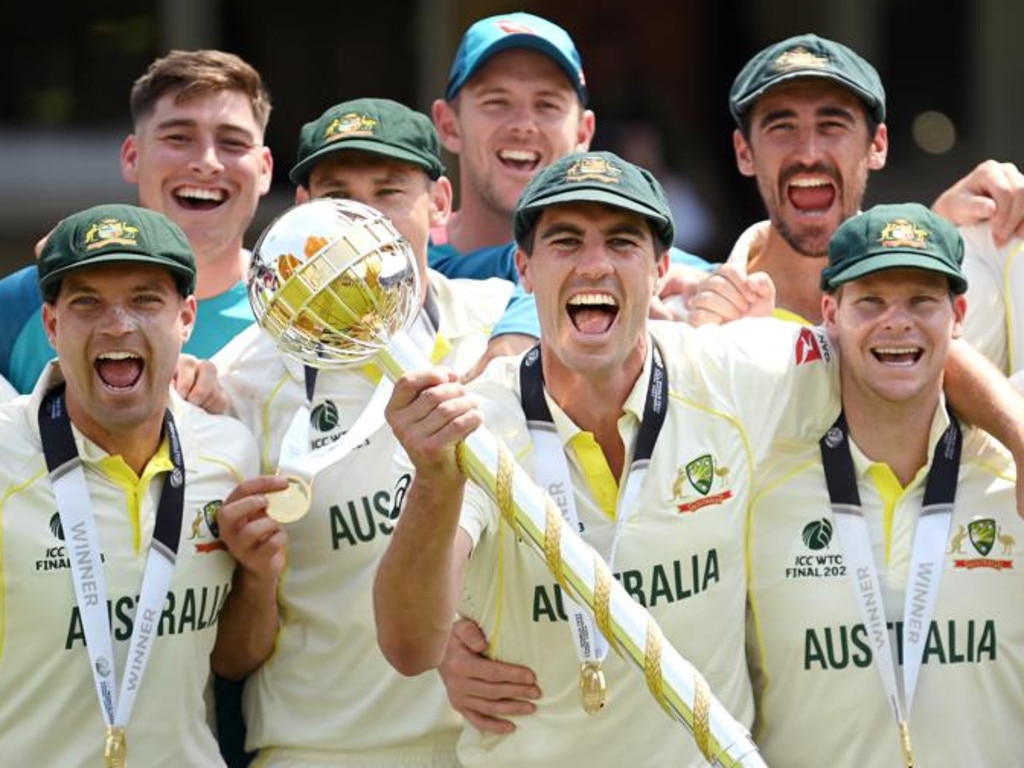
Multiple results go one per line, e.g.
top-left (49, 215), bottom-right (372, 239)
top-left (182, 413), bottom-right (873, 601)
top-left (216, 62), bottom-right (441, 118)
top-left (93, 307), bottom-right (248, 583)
top-left (174, 354), bottom-right (230, 414)
top-left (386, 367), bottom-right (482, 481)
top-left (462, 334), bottom-right (537, 383)
top-left (649, 263), bottom-right (711, 321)
top-left (216, 475), bottom-right (289, 583)
top-left (438, 617), bottom-right (541, 734)
top-left (932, 159), bottom-right (1024, 245)
top-left (686, 264), bottom-right (776, 327)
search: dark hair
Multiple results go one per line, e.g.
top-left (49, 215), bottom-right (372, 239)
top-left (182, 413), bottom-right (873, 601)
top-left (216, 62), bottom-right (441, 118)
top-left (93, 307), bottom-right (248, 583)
top-left (129, 50), bottom-right (272, 130)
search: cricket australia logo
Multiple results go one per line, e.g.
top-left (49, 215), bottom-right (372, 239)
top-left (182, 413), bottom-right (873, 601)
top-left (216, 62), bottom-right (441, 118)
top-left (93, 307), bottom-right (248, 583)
top-left (83, 218), bottom-right (140, 250)
top-left (325, 112), bottom-right (378, 141)
top-left (673, 454), bottom-right (733, 514)
top-left (878, 218), bottom-right (930, 249)
top-left (950, 518), bottom-right (1016, 571)
top-left (190, 500), bottom-right (226, 554)
top-left (564, 155), bottom-right (623, 184)
top-left (773, 46), bottom-right (829, 72)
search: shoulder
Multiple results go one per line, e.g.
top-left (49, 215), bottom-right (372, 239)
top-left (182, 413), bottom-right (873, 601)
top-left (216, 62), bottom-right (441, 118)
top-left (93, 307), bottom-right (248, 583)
top-left (430, 270), bottom-right (515, 327)
top-left (176, 398), bottom-right (259, 475)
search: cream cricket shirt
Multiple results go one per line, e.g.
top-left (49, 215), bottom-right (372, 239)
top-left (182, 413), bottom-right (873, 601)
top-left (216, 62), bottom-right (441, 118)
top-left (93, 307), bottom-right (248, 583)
top-left (452, 319), bottom-right (840, 768)
top-left (959, 222), bottom-right (1024, 375)
top-left (0, 367), bottom-right (258, 766)
top-left (215, 272), bottom-right (511, 764)
top-left (747, 405), bottom-right (1024, 767)
top-left (728, 219), bottom-right (1024, 370)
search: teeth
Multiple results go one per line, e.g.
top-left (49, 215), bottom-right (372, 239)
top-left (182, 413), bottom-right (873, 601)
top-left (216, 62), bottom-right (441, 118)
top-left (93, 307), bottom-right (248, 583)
top-left (875, 347), bottom-right (918, 355)
top-left (499, 149), bottom-right (539, 162)
top-left (789, 178), bottom-right (831, 188)
top-left (176, 186), bottom-right (224, 201)
top-left (97, 352), bottom-right (140, 361)
top-left (568, 293), bottom-right (618, 307)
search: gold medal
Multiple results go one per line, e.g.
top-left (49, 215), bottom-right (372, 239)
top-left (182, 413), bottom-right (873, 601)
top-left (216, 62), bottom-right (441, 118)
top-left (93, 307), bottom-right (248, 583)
top-left (104, 725), bottom-right (127, 768)
top-left (579, 661), bottom-right (607, 715)
top-left (266, 477), bottom-right (311, 523)
top-left (899, 720), bottom-right (914, 768)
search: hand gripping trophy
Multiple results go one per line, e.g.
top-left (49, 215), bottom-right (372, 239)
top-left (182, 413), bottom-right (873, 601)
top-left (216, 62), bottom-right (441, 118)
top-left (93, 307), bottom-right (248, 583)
top-left (247, 197), bottom-right (766, 768)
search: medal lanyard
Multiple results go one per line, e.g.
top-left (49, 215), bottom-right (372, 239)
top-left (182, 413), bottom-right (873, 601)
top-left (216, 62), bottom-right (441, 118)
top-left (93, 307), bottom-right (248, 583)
top-left (820, 410), bottom-right (961, 767)
top-left (279, 287), bottom-right (444, 470)
top-left (519, 340), bottom-right (668, 664)
top-left (39, 384), bottom-right (185, 731)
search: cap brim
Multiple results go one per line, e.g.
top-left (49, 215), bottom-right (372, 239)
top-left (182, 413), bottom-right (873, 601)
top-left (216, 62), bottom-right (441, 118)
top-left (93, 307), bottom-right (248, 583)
top-left (290, 139), bottom-right (439, 185)
top-left (732, 71), bottom-right (881, 123)
top-left (41, 252), bottom-right (195, 296)
top-left (825, 251), bottom-right (968, 293)
top-left (447, 35), bottom-right (586, 102)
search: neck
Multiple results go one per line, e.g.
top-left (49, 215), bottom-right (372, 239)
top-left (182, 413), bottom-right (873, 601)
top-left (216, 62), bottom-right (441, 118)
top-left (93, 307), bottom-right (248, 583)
top-left (752, 227), bottom-right (827, 324)
top-left (194, 245), bottom-right (248, 300)
top-left (541, 348), bottom-right (646, 479)
top-left (842, 389), bottom-right (940, 487)
top-left (445, 201), bottom-right (514, 253)
top-left (64, 394), bottom-right (166, 477)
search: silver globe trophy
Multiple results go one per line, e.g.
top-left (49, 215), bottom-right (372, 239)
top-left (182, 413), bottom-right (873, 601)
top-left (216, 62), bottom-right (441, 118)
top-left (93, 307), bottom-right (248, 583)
top-left (248, 198), bottom-right (765, 767)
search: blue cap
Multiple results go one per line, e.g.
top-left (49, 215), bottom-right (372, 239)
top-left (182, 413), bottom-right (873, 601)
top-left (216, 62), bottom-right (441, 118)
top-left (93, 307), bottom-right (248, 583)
top-left (445, 13), bottom-right (587, 103)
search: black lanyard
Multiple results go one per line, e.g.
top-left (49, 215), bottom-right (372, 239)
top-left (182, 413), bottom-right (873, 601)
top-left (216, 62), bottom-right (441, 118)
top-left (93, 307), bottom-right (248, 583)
top-left (39, 384), bottom-right (186, 555)
top-left (518, 339), bottom-right (669, 466)
top-left (819, 408), bottom-right (961, 514)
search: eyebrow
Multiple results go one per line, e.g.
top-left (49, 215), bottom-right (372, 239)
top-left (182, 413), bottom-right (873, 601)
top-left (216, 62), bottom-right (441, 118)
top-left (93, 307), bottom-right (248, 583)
top-left (757, 104), bottom-right (857, 128)
top-left (153, 117), bottom-right (257, 138)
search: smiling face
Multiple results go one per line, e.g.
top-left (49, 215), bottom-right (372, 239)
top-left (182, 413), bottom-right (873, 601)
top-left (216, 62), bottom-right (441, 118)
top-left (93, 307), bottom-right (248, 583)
top-left (120, 90), bottom-right (273, 277)
top-left (435, 48), bottom-right (595, 221)
top-left (516, 202), bottom-right (667, 389)
top-left (734, 79), bottom-right (888, 257)
top-left (42, 263), bottom-right (196, 451)
top-left (823, 268), bottom-right (965, 410)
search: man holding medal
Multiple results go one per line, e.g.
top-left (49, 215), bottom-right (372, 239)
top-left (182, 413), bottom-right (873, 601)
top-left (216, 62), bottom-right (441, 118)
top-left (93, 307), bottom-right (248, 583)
top-left (375, 150), bottom-right (852, 767)
top-left (213, 98), bottom-right (512, 766)
top-left (0, 203), bottom-right (286, 766)
top-left (746, 203), bottom-right (1024, 766)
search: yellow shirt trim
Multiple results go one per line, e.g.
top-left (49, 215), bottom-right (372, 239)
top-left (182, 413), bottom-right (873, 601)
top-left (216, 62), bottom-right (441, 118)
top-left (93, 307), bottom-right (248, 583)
top-left (569, 431), bottom-right (619, 520)
top-left (97, 438), bottom-right (173, 555)
top-left (865, 462), bottom-right (904, 566)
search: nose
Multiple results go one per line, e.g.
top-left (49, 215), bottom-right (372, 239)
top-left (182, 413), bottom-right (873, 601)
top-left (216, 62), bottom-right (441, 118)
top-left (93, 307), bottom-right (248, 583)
top-left (97, 303), bottom-right (137, 335)
top-left (790, 125), bottom-right (825, 165)
top-left (507, 103), bottom-right (539, 137)
top-left (575, 242), bottom-right (613, 279)
top-left (187, 137), bottom-right (225, 176)
top-left (881, 302), bottom-right (913, 330)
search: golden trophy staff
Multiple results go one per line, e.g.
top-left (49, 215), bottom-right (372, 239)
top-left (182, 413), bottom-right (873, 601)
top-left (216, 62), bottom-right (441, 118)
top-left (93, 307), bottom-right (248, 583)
top-left (247, 198), bottom-right (767, 768)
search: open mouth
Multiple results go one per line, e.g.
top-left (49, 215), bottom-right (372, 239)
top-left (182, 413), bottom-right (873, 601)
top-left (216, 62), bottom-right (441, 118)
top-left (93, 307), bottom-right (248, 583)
top-left (872, 346), bottom-right (922, 366)
top-left (567, 293), bottom-right (619, 334)
top-left (173, 185), bottom-right (226, 211)
top-left (786, 176), bottom-right (836, 213)
top-left (95, 351), bottom-right (144, 390)
top-left (498, 149), bottom-right (541, 174)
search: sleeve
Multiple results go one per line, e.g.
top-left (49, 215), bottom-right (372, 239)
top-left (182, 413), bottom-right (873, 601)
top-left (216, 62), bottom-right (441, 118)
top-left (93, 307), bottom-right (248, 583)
top-left (668, 246), bottom-right (714, 271)
top-left (491, 282), bottom-right (541, 339)
top-left (960, 222), bottom-right (1013, 373)
top-left (0, 266), bottom-right (43, 380)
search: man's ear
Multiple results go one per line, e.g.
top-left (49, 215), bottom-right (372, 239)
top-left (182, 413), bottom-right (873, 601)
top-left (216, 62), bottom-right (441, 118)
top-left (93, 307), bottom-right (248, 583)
top-left (429, 177), bottom-right (454, 228)
top-left (868, 123), bottom-right (889, 172)
top-left (734, 129), bottom-right (756, 178)
top-left (433, 99), bottom-right (462, 155)
top-left (295, 186), bottom-right (311, 204)
top-left (120, 135), bottom-right (140, 184)
top-left (515, 248), bottom-right (534, 294)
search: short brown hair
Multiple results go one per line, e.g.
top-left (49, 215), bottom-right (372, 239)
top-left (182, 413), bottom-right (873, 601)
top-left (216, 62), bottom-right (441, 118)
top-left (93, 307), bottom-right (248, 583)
top-left (129, 50), bottom-right (272, 131)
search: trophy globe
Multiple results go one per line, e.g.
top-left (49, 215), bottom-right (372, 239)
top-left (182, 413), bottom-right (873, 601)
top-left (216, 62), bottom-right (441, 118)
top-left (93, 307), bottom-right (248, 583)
top-left (248, 197), bottom-right (422, 370)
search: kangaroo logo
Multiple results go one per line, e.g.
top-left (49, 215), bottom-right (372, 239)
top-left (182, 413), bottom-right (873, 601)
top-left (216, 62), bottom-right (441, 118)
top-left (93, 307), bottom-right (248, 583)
top-left (947, 524), bottom-right (968, 554)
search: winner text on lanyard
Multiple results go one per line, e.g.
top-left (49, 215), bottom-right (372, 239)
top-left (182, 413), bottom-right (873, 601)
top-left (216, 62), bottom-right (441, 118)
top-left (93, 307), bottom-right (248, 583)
top-left (39, 385), bottom-right (185, 767)
top-left (519, 339), bottom-right (667, 714)
top-left (820, 410), bottom-right (961, 768)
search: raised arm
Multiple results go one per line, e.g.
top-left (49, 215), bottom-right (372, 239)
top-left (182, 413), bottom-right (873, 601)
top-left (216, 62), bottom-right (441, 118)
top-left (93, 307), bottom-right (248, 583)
top-left (212, 474), bottom-right (289, 679)
top-left (932, 159), bottom-right (1024, 245)
top-left (374, 367), bottom-right (480, 676)
top-left (944, 338), bottom-right (1024, 515)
